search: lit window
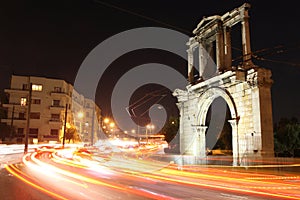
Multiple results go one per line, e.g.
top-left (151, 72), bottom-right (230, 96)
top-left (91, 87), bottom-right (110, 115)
top-left (32, 84), bottom-right (42, 91)
top-left (20, 97), bottom-right (27, 106)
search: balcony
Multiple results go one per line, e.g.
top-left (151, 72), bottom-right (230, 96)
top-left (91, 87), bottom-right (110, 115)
top-left (5, 88), bottom-right (29, 94)
top-left (1, 117), bottom-right (26, 123)
top-left (49, 119), bottom-right (62, 125)
top-left (2, 103), bottom-right (27, 108)
top-left (50, 91), bottom-right (69, 97)
top-left (49, 105), bottom-right (65, 111)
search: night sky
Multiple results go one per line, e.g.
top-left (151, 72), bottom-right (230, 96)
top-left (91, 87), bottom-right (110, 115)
top-left (0, 0), bottom-right (299, 124)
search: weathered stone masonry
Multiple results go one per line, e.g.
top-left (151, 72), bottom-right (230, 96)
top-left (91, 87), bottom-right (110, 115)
top-left (173, 3), bottom-right (274, 164)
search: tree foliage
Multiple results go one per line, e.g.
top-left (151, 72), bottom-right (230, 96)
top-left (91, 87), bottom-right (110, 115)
top-left (161, 116), bottom-right (179, 143)
top-left (0, 123), bottom-right (14, 141)
top-left (64, 125), bottom-right (81, 143)
top-left (274, 117), bottom-right (300, 157)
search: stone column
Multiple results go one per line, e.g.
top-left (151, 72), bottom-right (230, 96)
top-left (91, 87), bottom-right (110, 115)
top-left (241, 6), bottom-right (253, 68)
top-left (216, 22), bottom-right (225, 73)
top-left (198, 42), bottom-right (205, 80)
top-left (257, 68), bottom-right (274, 157)
top-left (228, 119), bottom-right (240, 166)
top-left (223, 26), bottom-right (232, 71)
top-left (177, 102), bottom-right (184, 154)
top-left (187, 48), bottom-right (194, 83)
top-left (194, 126), bottom-right (207, 157)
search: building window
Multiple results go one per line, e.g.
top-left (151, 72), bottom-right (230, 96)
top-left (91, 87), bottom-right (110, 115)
top-left (20, 97), bottom-right (27, 106)
top-left (29, 128), bottom-right (38, 137)
top-left (51, 114), bottom-right (60, 121)
top-left (52, 100), bottom-right (60, 106)
top-left (32, 84), bottom-right (42, 91)
top-left (22, 84), bottom-right (28, 90)
top-left (32, 99), bottom-right (41, 104)
top-left (86, 112), bottom-right (89, 117)
top-left (30, 112), bottom-right (40, 119)
top-left (19, 112), bottom-right (25, 119)
top-left (50, 129), bottom-right (59, 136)
top-left (54, 87), bottom-right (62, 93)
top-left (17, 128), bottom-right (24, 135)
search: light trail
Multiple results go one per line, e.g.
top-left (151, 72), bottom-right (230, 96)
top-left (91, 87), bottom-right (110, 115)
top-left (5, 164), bottom-right (68, 200)
top-left (3, 145), bottom-right (300, 200)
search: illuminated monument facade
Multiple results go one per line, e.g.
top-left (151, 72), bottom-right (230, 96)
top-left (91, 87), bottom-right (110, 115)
top-left (173, 3), bottom-right (274, 165)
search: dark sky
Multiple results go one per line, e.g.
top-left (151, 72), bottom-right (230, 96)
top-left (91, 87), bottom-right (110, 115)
top-left (0, 0), bottom-right (299, 123)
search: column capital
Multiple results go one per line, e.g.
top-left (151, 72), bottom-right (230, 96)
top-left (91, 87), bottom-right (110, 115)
top-left (228, 117), bottom-right (240, 127)
top-left (192, 125), bottom-right (208, 133)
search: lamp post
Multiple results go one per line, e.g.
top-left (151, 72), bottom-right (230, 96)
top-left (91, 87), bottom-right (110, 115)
top-left (77, 112), bottom-right (84, 141)
top-left (109, 122), bottom-right (115, 138)
top-left (146, 124), bottom-right (155, 144)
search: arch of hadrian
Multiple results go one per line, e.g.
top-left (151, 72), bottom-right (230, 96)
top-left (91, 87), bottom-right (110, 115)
top-left (173, 3), bottom-right (274, 164)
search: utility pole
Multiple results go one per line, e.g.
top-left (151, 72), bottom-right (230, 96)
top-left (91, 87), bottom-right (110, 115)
top-left (91, 107), bottom-right (95, 145)
top-left (62, 103), bottom-right (68, 148)
top-left (24, 83), bottom-right (32, 154)
top-left (10, 105), bottom-right (15, 139)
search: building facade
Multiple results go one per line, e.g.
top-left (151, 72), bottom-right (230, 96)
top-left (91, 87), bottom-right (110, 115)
top-left (1, 75), bottom-right (101, 144)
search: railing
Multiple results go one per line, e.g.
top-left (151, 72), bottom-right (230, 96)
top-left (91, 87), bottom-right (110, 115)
top-left (50, 91), bottom-right (69, 95)
top-left (50, 105), bottom-right (65, 108)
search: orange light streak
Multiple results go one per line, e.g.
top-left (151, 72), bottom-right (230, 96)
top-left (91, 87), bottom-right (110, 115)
top-left (5, 164), bottom-right (68, 200)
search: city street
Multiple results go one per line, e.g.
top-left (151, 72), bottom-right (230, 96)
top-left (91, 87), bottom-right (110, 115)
top-left (1, 144), bottom-right (300, 200)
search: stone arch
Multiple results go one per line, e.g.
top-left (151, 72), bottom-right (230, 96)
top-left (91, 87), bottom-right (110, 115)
top-left (194, 87), bottom-right (239, 162)
top-left (197, 87), bottom-right (237, 126)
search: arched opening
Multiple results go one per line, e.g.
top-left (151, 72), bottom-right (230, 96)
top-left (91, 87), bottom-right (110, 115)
top-left (205, 97), bottom-right (232, 156)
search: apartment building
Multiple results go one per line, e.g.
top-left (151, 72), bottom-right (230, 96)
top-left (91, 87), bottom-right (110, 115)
top-left (1, 75), bottom-right (101, 144)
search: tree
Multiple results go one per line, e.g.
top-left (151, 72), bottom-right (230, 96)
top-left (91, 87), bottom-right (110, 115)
top-left (0, 123), bottom-right (14, 142)
top-left (161, 116), bottom-right (179, 143)
top-left (64, 125), bottom-right (81, 143)
top-left (274, 117), bottom-right (300, 157)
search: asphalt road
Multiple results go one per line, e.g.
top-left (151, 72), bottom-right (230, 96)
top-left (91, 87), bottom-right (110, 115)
top-left (1, 146), bottom-right (300, 200)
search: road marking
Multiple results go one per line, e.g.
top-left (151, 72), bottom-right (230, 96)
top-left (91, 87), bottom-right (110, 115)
top-left (220, 193), bottom-right (249, 199)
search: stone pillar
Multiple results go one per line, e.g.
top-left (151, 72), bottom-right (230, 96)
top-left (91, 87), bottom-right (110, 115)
top-left (241, 6), bottom-right (253, 68)
top-left (177, 102), bottom-right (184, 154)
top-left (257, 68), bottom-right (274, 157)
top-left (223, 26), bottom-right (232, 71)
top-left (228, 119), bottom-right (240, 166)
top-left (194, 126), bottom-right (207, 157)
top-left (198, 42), bottom-right (205, 79)
top-left (187, 48), bottom-right (194, 83)
top-left (216, 22), bottom-right (225, 73)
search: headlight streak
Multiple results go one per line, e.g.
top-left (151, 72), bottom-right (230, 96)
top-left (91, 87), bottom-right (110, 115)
top-left (23, 150), bottom-right (177, 199)
top-left (4, 147), bottom-right (300, 200)
top-left (22, 152), bottom-right (88, 188)
top-left (4, 164), bottom-right (68, 200)
top-left (66, 149), bottom-right (300, 199)
top-left (137, 171), bottom-right (300, 199)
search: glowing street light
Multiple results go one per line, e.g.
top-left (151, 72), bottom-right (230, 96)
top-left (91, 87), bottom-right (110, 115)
top-left (77, 112), bottom-right (84, 119)
top-left (103, 118), bottom-right (110, 124)
top-left (109, 122), bottom-right (115, 128)
top-left (146, 124), bottom-right (155, 144)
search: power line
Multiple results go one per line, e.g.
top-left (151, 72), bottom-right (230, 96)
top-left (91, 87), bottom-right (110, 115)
top-left (92, 0), bottom-right (191, 35)
top-left (253, 56), bottom-right (300, 67)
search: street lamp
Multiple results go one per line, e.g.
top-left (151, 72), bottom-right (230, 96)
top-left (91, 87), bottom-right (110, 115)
top-left (103, 117), bottom-right (110, 124)
top-left (146, 124), bottom-right (155, 144)
top-left (77, 112), bottom-right (84, 141)
top-left (109, 122), bottom-right (115, 138)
